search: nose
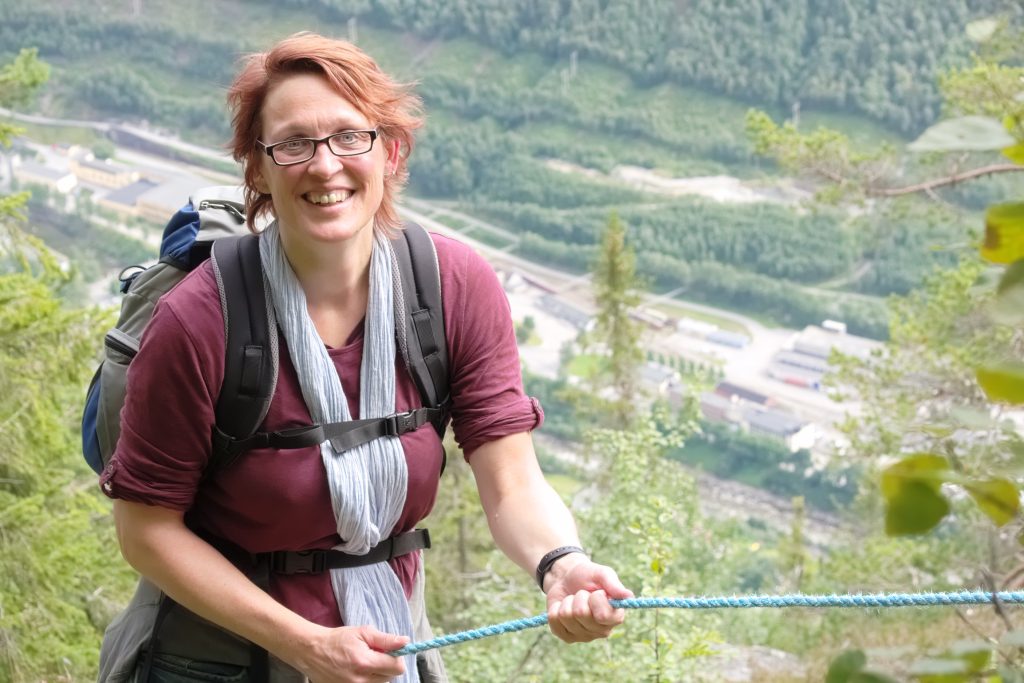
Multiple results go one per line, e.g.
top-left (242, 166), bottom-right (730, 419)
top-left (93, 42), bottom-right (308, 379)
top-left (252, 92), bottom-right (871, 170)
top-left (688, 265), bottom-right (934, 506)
top-left (305, 140), bottom-right (344, 177)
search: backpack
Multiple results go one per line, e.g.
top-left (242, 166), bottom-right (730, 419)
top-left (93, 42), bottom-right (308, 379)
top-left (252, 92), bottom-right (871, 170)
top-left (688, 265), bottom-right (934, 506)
top-left (81, 185), bottom-right (450, 477)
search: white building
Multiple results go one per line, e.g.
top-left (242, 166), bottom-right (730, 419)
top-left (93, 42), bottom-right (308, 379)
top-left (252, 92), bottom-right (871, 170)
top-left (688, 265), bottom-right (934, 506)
top-left (13, 161), bottom-right (77, 194)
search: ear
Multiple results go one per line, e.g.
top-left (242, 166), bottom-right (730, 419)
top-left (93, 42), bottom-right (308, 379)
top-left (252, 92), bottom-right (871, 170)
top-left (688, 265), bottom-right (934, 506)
top-left (385, 139), bottom-right (401, 175)
top-left (253, 169), bottom-right (270, 195)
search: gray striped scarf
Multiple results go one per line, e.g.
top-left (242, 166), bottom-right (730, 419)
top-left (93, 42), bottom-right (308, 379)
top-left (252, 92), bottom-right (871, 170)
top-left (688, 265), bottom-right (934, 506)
top-left (260, 223), bottom-right (417, 682)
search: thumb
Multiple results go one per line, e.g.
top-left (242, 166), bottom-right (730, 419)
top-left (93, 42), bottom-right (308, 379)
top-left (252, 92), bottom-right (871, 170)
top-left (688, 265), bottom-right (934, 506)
top-left (360, 626), bottom-right (411, 653)
top-left (596, 565), bottom-right (634, 599)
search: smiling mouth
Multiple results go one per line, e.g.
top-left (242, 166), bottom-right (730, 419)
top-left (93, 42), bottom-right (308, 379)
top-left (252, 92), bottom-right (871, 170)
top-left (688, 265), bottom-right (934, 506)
top-left (305, 190), bottom-right (353, 205)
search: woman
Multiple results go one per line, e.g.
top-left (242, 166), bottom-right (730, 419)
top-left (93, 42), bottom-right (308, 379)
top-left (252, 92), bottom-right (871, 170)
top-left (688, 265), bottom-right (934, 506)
top-left (101, 32), bottom-right (631, 683)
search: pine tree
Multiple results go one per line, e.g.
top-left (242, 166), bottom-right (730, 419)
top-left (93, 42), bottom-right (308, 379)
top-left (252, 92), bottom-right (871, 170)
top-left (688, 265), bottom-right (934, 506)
top-left (0, 49), bottom-right (135, 682)
top-left (591, 211), bottom-right (644, 429)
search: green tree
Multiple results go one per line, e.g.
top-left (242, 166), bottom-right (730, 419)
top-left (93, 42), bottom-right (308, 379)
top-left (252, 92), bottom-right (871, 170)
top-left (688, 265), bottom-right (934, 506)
top-left (0, 49), bottom-right (48, 224)
top-left (751, 16), bottom-right (1024, 679)
top-left (514, 314), bottom-right (536, 345)
top-left (0, 49), bottom-right (135, 682)
top-left (587, 211), bottom-right (644, 428)
top-left (91, 139), bottom-right (116, 160)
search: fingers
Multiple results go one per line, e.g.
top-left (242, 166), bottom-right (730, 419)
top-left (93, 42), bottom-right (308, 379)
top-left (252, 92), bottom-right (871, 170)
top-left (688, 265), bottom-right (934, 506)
top-left (547, 589), bottom-right (627, 643)
top-left (352, 627), bottom-right (409, 679)
top-left (306, 626), bottom-right (407, 683)
top-left (586, 564), bottom-right (635, 600)
top-left (361, 627), bottom-right (410, 654)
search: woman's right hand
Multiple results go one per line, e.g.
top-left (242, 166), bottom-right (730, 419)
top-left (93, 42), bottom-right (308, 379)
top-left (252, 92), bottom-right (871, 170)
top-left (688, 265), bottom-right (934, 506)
top-left (298, 625), bottom-right (409, 683)
top-left (111, 501), bottom-right (409, 682)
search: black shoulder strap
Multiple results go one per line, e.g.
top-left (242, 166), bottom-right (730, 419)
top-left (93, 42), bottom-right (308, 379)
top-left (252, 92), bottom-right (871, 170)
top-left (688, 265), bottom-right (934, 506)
top-left (206, 225), bottom-right (449, 468)
top-left (392, 222), bottom-right (450, 428)
top-left (209, 234), bottom-right (278, 474)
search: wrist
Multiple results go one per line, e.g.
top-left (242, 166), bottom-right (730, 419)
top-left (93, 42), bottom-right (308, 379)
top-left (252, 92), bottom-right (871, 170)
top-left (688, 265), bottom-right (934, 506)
top-left (275, 619), bottom-right (328, 676)
top-left (535, 545), bottom-right (587, 592)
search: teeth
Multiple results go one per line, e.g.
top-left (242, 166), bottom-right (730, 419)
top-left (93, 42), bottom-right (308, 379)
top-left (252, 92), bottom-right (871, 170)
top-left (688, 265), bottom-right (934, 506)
top-left (307, 191), bottom-right (351, 205)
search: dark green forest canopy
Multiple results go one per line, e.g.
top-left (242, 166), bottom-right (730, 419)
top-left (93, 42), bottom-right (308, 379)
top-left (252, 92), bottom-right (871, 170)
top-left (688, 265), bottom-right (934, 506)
top-left (281, 0), bottom-right (1015, 134)
top-left (0, 0), bottom-right (999, 339)
top-left (2, 0), bottom-right (1019, 135)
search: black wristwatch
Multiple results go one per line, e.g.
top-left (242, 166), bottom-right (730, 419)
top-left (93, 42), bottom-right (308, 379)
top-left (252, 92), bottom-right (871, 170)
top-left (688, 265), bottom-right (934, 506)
top-left (535, 545), bottom-right (586, 591)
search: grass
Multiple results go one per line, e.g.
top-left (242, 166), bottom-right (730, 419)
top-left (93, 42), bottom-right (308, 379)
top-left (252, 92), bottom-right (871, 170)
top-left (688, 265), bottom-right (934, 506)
top-left (419, 37), bottom-right (551, 89)
top-left (519, 120), bottom-right (734, 177)
top-left (649, 300), bottom-right (752, 337)
top-left (13, 122), bottom-right (104, 147)
top-left (566, 353), bottom-right (605, 380)
top-left (424, 210), bottom-right (468, 230)
top-left (798, 109), bottom-right (907, 148)
top-left (460, 228), bottom-right (518, 251)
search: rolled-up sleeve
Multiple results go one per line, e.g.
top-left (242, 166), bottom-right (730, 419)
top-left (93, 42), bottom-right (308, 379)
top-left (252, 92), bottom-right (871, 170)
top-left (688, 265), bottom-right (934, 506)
top-left (99, 279), bottom-right (222, 510)
top-left (437, 235), bottom-right (544, 456)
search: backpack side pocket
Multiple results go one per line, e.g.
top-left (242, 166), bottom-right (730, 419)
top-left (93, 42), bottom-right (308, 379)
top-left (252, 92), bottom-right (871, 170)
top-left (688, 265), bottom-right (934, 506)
top-left (95, 328), bottom-right (140, 469)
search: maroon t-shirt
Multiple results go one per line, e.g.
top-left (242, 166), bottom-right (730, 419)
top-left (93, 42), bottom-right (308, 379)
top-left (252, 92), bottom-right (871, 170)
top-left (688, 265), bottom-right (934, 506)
top-left (100, 231), bottom-right (543, 627)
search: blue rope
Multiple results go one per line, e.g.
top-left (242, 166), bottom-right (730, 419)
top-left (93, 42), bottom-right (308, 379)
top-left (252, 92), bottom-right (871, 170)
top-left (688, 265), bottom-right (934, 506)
top-left (391, 590), bottom-right (1024, 656)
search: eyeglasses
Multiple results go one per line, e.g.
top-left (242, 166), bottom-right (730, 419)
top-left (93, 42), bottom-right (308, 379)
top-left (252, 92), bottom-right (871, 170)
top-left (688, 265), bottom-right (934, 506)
top-left (257, 129), bottom-right (378, 166)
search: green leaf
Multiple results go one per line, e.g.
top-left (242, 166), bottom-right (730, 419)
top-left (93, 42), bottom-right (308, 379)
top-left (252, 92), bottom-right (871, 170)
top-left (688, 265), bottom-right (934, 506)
top-left (853, 674), bottom-right (901, 683)
top-left (992, 261), bottom-right (1024, 325)
top-left (997, 665), bottom-right (1024, 683)
top-left (948, 641), bottom-right (992, 673)
top-left (983, 204), bottom-right (1024, 264)
top-left (880, 454), bottom-right (949, 499)
top-left (1004, 144), bottom-right (1024, 165)
top-left (909, 655), bottom-right (970, 680)
top-left (949, 406), bottom-right (994, 430)
top-left (965, 478), bottom-right (1020, 526)
top-left (966, 18), bottom-right (999, 42)
top-left (976, 362), bottom-right (1024, 404)
top-left (827, 650), bottom-right (868, 683)
top-left (885, 480), bottom-right (951, 536)
top-left (998, 261), bottom-right (1024, 295)
top-left (909, 116), bottom-right (1015, 152)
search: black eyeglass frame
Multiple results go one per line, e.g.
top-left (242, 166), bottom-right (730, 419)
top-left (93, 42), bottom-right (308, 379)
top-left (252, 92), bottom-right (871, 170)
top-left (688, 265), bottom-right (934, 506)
top-left (257, 129), bottom-right (379, 166)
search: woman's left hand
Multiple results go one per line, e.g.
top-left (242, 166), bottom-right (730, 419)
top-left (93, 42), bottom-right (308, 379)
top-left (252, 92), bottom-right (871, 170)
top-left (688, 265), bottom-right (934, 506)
top-left (544, 554), bottom-right (634, 642)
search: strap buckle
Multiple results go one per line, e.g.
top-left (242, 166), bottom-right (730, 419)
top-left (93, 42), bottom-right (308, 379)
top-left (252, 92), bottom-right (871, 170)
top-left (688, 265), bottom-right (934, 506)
top-left (270, 549), bottom-right (328, 574)
top-left (384, 410), bottom-right (424, 437)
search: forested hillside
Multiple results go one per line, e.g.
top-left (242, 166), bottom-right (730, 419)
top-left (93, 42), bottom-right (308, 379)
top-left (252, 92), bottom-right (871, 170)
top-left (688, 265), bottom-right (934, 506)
top-left (3, 0), bottom-right (993, 337)
top-left (5, 0), bottom-right (1016, 135)
top-left (4, 0), bottom-right (1013, 337)
top-left (280, 0), bottom-right (1020, 134)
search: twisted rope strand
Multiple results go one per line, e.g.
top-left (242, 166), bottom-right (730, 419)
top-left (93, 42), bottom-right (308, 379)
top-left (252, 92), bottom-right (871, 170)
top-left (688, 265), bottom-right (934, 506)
top-left (391, 590), bottom-right (1024, 656)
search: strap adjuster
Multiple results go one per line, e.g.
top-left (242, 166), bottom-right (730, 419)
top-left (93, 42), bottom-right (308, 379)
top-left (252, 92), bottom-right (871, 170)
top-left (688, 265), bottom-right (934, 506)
top-left (270, 549), bottom-right (328, 574)
top-left (384, 410), bottom-right (422, 437)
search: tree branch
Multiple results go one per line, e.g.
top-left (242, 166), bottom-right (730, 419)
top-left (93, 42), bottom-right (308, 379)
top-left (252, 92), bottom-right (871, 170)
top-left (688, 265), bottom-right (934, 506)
top-left (872, 163), bottom-right (1024, 196)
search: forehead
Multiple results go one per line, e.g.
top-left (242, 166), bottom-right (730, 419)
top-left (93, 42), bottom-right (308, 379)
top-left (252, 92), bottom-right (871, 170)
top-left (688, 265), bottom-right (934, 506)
top-left (260, 72), bottom-right (371, 139)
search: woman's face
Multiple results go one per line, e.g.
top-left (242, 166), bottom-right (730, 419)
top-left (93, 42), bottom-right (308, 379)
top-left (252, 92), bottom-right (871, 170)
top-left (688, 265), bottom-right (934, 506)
top-left (254, 72), bottom-right (395, 251)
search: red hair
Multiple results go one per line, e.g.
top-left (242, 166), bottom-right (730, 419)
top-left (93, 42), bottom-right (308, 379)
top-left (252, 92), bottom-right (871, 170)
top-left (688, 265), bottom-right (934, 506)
top-left (226, 32), bottom-right (422, 232)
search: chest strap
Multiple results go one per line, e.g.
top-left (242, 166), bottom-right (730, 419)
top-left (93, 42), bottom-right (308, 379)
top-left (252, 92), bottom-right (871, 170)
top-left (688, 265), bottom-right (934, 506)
top-left (211, 406), bottom-right (443, 468)
top-left (261, 528), bottom-right (431, 575)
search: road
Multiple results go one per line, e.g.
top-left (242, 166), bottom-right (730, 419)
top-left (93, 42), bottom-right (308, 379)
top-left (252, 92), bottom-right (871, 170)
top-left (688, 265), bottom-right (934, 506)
top-left (0, 107), bottom-right (235, 167)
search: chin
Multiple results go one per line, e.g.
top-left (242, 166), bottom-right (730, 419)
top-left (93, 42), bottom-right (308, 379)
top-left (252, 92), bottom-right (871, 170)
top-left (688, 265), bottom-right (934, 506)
top-left (310, 220), bottom-right (376, 244)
